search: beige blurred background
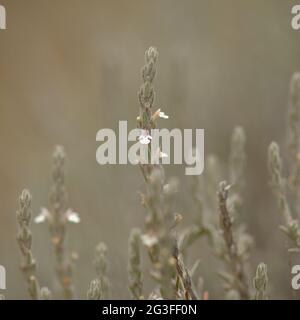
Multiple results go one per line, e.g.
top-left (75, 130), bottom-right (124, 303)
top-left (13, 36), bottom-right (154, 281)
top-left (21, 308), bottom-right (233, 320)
top-left (0, 0), bottom-right (300, 299)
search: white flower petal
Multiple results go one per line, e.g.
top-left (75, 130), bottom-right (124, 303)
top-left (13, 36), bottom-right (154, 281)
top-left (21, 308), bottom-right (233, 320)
top-left (34, 207), bottom-right (50, 224)
top-left (66, 209), bottom-right (80, 223)
top-left (139, 130), bottom-right (152, 145)
top-left (139, 137), bottom-right (150, 145)
top-left (160, 152), bottom-right (168, 158)
top-left (141, 234), bottom-right (158, 247)
top-left (159, 111), bottom-right (169, 119)
top-left (34, 215), bottom-right (46, 224)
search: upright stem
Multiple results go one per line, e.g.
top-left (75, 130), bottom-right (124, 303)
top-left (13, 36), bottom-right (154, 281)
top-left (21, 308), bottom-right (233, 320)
top-left (218, 181), bottom-right (249, 300)
top-left (49, 146), bottom-right (74, 299)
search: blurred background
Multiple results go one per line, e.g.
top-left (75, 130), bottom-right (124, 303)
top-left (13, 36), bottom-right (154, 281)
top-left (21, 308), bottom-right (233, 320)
top-left (0, 0), bottom-right (300, 299)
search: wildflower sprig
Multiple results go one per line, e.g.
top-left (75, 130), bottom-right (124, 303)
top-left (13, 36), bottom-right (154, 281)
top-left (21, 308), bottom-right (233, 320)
top-left (128, 228), bottom-right (143, 300)
top-left (253, 263), bottom-right (268, 300)
top-left (139, 168), bottom-right (178, 299)
top-left (173, 241), bottom-right (198, 300)
top-left (228, 126), bottom-right (247, 219)
top-left (35, 146), bottom-right (79, 299)
top-left (217, 181), bottom-right (250, 300)
top-left (187, 128), bottom-right (252, 300)
top-left (288, 73), bottom-right (300, 190)
top-left (16, 189), bottom-right (51, 299)
top-left (137, 47), bottom-right (159, 131)
top-left (268, 142), bottom-right (300, 246)
top-left (87, 279), bottom-right (102, 300)
top-left (87, 242), bottom-right (110, 300)
top-left (136, 47), bottom-right (193, 299)
top-left (94, 242), bottom-right (110, 299)
top-left (137, 47), bottom-right (169, 163)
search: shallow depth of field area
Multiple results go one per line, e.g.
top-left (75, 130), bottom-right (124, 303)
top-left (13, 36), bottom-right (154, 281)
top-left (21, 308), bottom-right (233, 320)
top-left (0, 0), bottom-right (300, 300)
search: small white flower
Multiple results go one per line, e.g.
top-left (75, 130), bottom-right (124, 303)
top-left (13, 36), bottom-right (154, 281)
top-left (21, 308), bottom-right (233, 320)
top-left (139, 130), bottom-right (152, 145)
top-left (160, 152), bottom-right (168, 158)
top-left (65, 209), bottom-right (80, 223)
top-left (34, 207), bottom-right (50, 224)
top-left (159, 111), bottom-right (169, 119)
top-left (141, 234), bottom-right (158, 248)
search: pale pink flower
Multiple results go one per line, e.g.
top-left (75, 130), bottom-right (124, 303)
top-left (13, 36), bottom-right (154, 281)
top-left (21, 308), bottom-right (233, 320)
top-left (139, 130), bottom-right (152, 145)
